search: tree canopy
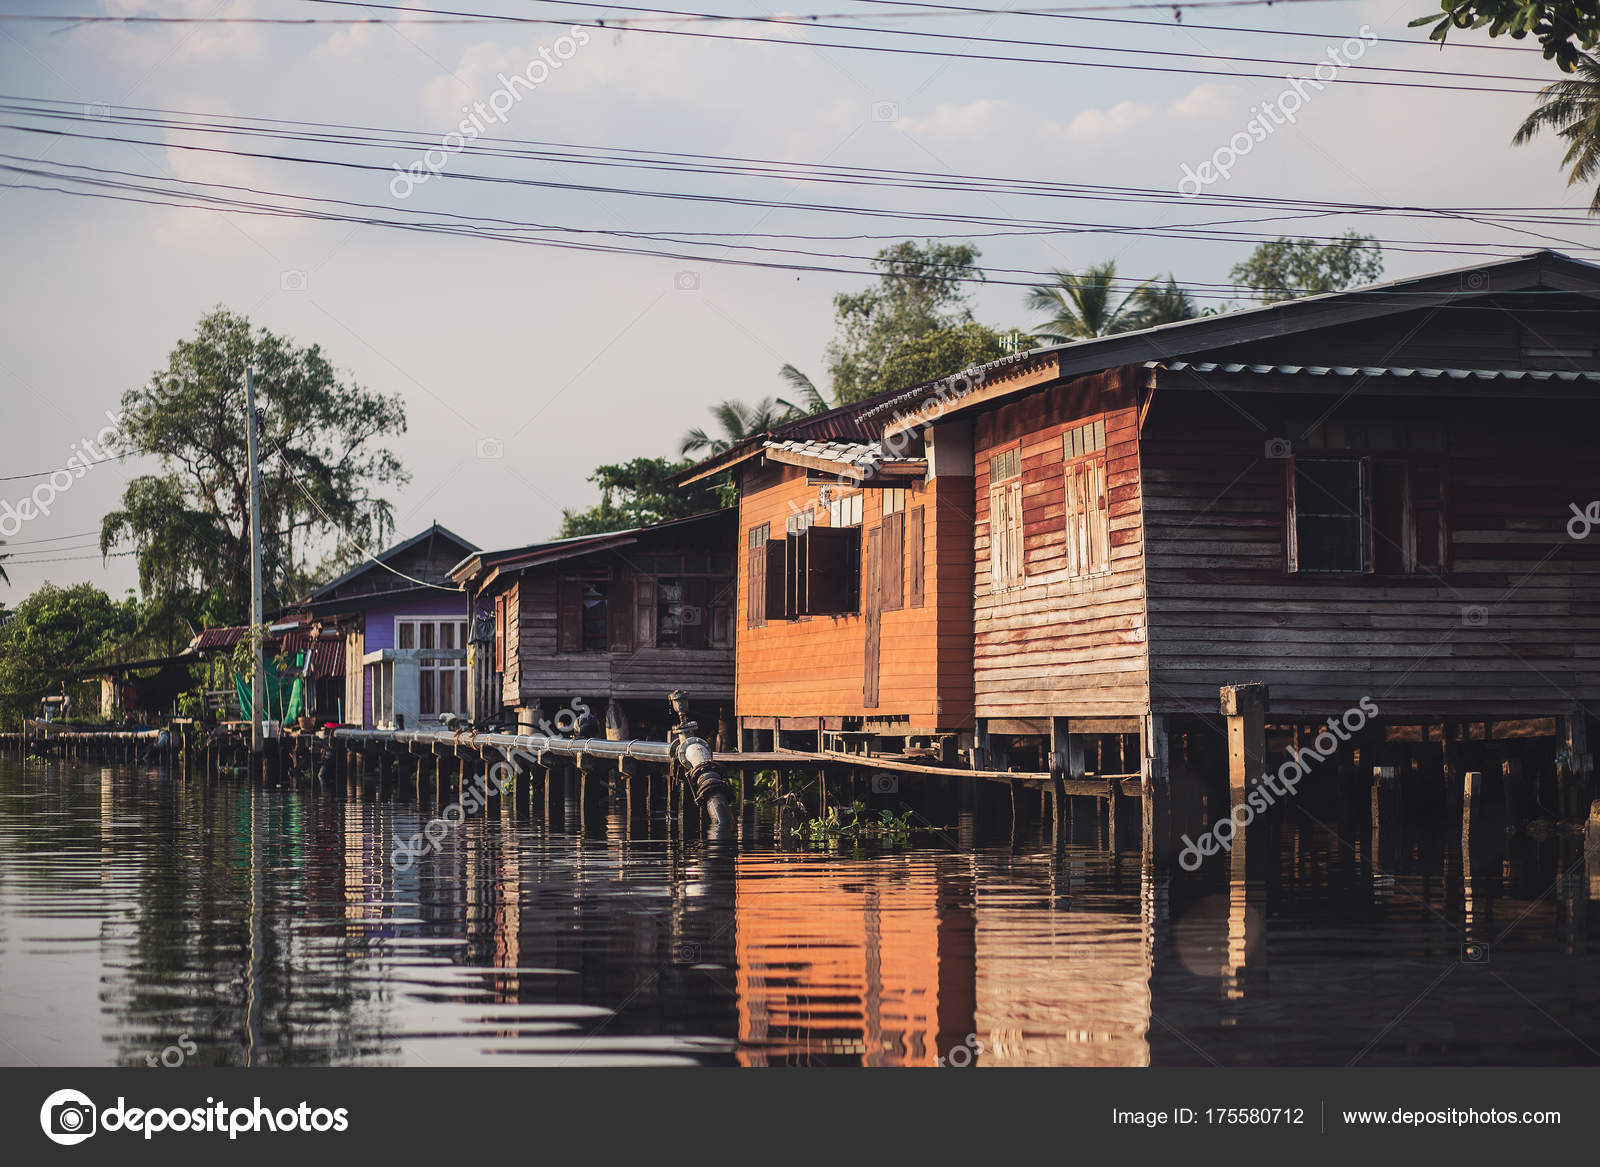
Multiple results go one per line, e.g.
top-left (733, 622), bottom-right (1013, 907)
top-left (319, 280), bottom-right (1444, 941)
top-left (1230, 234), bottom-right (1385, 304)
top-left (1411, 2), bottom-right (1600, 71)
top-left (99, 308), bottom-right (408, 637)
top-left (1024, 262), bottom-right (1198, 342)
top-left (557, 457), bottom-right (720, 538)
top-left (826, 242), bottom-right (1007, 403)
top-left (0, 582), bottom-right (138, 729)
top-left (1513, 53), bottom-right (1600, 209)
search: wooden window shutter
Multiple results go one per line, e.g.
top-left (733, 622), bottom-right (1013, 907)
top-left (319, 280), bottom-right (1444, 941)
top-left (802, 526), bottom-right (861, 615)
top-left (1360, 456), bottom-right (1376, 575)
top-left (1284, 459), bottom-right (1300, 574)
top-left (608, 561), bottom-right (634, 653)
top-left (1006, 479), bottom-right (1023, 586)
top-left (493, 592), bottom-right (506, 672)
top-left (681, 577), bottom-right (710, 649)
top-left (710, 580), bottom-right (734, 647)
top-left (1089, 458), bottom-right (1110, 573)
top-left (764, 539), bottom-right (788, 620)
top-left (1064, 462), bottom-right (1082, 577)
top-left (1409, 461), bottom-right (1446, 573)
top-left (907, 505), bottom-right (925, 608)
top-left (988, 482), bottom-right (1008, 586)
top-left (748, 542), bottom-right (766, 628)
top-left (557, 577), bottom-right (582, 653)
top-left (881, 509), bottom-right (904, 611)
top-left (634, 574), bottom-right (657, 648)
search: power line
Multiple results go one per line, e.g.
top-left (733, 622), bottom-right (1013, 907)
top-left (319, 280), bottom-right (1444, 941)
top-left (3, 3), bottom-right (1555, 86)
top-left (4, 96), bottom-right (1587, 221)
top-left (0, 529), bottom-right (101, 546)
top-left (0, 446), bottom-right (143, 481)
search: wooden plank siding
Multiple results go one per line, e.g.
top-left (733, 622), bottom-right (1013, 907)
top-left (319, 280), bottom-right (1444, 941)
top-left (479, 515), bottom-right (736, 716)
top-left (972, 367), bottom-right (1150, 720)
top-left (1141, 379), bottom-right (1600, 718)
top-left (735, 461), bottom-right (974, 731)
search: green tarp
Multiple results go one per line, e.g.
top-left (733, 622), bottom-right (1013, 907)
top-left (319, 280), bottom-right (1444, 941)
top-left (235, 653), bottom-right (304, 722)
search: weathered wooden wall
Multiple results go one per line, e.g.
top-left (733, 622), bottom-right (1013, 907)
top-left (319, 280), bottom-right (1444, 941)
top-left (971, 368), bottom-right (1150, 725)
top-left (1142, 383), bottom-right (1600, 718)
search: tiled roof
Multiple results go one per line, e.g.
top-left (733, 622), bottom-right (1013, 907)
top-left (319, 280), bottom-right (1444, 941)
top-left (763, 438), bottom-right (921, 471)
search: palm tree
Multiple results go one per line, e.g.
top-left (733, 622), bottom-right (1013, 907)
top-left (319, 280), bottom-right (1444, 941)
top-left (775, 364), bottom-right (830, 416)
top-left (679, 397), bottom-right (796, 458)
top-left (1514, 54), bottom-right (1600, 210)
top-left (1024, 261), bottom-right (1153, 343)
top-left (1128, 276), bottom-right (1200, 329)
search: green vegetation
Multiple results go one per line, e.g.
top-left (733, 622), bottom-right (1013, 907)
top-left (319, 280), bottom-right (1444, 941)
top-left (1411, 2), bottom-right (1600, 71)
top-left (1514, 54), bottom-right (1600, 210)
top-left (0, 583), bottom-right (141, 729)
top-left (800, 802), bottom-right (917, 847)
top-left (1229, 234), bottom-right (1385, 305)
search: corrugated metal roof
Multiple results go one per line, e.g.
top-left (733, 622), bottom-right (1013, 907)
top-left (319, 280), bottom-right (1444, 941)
top-left (280, 633), bottom-right (346, 677)
top-left (190, 625), bottom-right (248, 651)
top-left (1151, 361), bottom-right (1600, 382)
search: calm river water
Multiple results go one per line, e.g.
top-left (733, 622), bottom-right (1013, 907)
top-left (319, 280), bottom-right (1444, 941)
top-left (2, 756), bottom-right (1597, 1067)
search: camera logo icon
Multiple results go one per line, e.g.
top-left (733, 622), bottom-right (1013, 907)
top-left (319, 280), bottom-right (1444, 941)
top-left (680, 604), bottom-right (703, 626)
top-left (1461, 941), bottom-right (1490, 964)
top-left (40, 1088), bottom-right (97, 1146)
top-left (1461, 605), bottom-right (1489, 628)
top-left (675, 941), bottom-right (702, 963)
top-left (1265, 437), bottom-right (1292, 460)
top-left (674, 270), bottom-right (699, 291)
top-left (1459, 270), bottom-right (1490, 292)
top-left (870, 773), bottom-right (898, 795)
top-left (83, 103), bottom-right (111, 120)
top-left (476, 436), bottom-right (505, 460)
top-left (871, 101), bottom-right (900, 122)
top-left (280, 269), bottom-right (308, 292)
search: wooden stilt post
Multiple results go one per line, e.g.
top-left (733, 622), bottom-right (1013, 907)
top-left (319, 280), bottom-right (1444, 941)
top-left (1142, 712), bottom-right (1171, 865)
top-left (1558, 713), bottom-right (1593, 821)
top-left (1221, 683), bottom-right (1269, 801)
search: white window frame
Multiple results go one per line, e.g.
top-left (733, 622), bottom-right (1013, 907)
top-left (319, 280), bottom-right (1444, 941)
top-left (393, 615), bottom-right (469, 718)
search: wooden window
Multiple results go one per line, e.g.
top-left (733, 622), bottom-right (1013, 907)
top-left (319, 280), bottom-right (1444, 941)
top-left (608, 562), bottom-right (634, 653)
top-left (882, 487), bottom-right (907, 516)
top-left (747, 524), bottom-right (769, 628)
top-left (493, 593), bottom-right (506, 672)
top-left (828, 492), bottom-right (863, 528)
top-left (800, 525), bottom-right (861, 616)
top-left (881, 509), bottom-right (905, 611)
top-left (557, 578), bottom-right (583, 652)
top-left (634, 574), bottom-right (657, 648)
top-left (989, 445), bottom-right (1024, 590)
top-left (907, 505), bottom-right (925, 608)
top-left (765, 538), bottom-right (788, 620)
top-left (786, 505), bottom-right (816, 536)
top-left (1063, 425), bottom-right (1110, 578)
top-left (580, 578), bottom-right (608, 653)
top-left (710, 580), bottom-right (734, 648)
top-left (657, 577), bottom-right (711, 650)
top-left (1288, 457), bottom-right (1369, 574)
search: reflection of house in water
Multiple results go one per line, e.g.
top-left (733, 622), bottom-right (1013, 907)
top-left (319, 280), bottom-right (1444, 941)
top-left (971, 854), bottom-right (1153, 1066)
top-left (733, 855), bottom-right (975, 1067)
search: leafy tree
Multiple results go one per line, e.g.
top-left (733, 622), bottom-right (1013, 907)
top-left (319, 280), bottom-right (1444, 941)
top-left (1411, 2), bottom-right (1600, 71)
top-left (679, 397), bottom-right (797, 458)
top-left (1514, 54), bottom-right (1600, 209)
top-left (1129, 276), bottom-right (1202, 329)
top-left (875, 320), bottom-right (1012, 394)
top-left (1230, 234), bottom-right (1385, 304)
top-left (557, 457), bottom-right (720, 538)
top-left (0, 583), bottom-right (139, 729)
top-left (775, 364), bottom-right (830, 416)
top-left (827, 242), bottom-right (989, 403)
top-left (100, 308), bottom-right (408, 634)
top-left (1025, 262), bottom-right (1155, 342)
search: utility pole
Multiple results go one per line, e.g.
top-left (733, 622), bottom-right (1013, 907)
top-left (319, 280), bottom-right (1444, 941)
top-left (246, 366), bottom-right (265, 763)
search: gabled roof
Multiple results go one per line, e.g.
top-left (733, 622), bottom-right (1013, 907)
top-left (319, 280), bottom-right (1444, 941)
top-left (306, 522), bottom-right (478, 602)
top-left (677, 392), bottom-right (891, 485)
top-left (450, 509), bottom-right (734, 589)
top-left (867, 250), bottom-right (1600, 435)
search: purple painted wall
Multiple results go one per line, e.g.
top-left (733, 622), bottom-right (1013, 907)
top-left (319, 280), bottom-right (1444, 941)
top-left (360, 594), bottom-right (469, 728)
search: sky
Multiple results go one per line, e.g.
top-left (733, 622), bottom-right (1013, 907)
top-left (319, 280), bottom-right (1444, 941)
top-left (0, 0), bottom-right (1593, 603)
